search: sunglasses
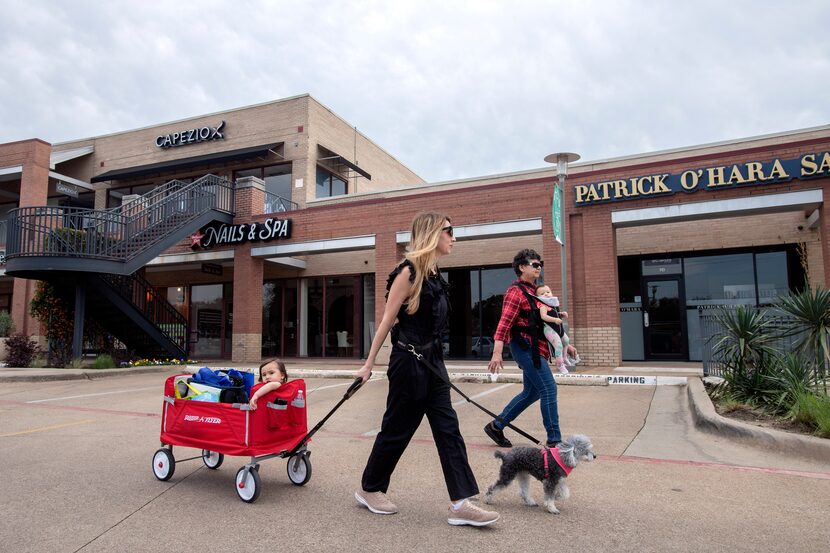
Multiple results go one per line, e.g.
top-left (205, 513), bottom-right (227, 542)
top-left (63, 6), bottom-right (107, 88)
top-left (528, 261), bottom-right (544, 269)
top-left (442, 225), bottom-right (454, 237)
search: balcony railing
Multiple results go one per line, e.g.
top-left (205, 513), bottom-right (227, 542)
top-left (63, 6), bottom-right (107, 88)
top-left (5, 174), bottom-right (234, 263)
top-left (264, 191), bottom-right (298, 213)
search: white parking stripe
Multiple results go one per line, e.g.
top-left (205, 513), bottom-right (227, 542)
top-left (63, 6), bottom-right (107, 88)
top-left (452, 383), bottom-right (514, 407)
top-left (362, 383), bottom-right (514, 437)
top-left (306, 376), bottom-right (384, 395)
top-left (25, 387), bottom-right (157, 403)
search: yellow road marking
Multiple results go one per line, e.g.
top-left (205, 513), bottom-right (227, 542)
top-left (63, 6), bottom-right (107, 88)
top-left (0, 419), bottom-right (95, 437)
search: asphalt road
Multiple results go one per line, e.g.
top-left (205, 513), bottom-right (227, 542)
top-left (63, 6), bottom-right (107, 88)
top-left (1, 372), bottom-right (828, 553)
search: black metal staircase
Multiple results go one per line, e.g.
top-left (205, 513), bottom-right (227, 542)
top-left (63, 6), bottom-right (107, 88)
top-left (3, 174), bottom-right (235, 358)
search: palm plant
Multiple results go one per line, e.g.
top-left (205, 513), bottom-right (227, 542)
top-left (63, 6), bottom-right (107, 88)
top-left (775, 288), bottom-right (830, 395)
top-left (759, 352), bottom-right (816, 415)
top-left (710, 305), bottom-right (777, 403)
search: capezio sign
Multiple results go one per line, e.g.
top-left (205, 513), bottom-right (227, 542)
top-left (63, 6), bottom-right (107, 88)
top-left (574, 151), bottom-right (830, 206)
top-left (190, 218), bottom-right (292, 250)
top-left (156, 121), bottom-right (225, 148)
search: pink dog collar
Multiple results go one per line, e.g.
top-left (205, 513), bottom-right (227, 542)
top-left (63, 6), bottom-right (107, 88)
top-left (543, 446), bottom-right (572, 477)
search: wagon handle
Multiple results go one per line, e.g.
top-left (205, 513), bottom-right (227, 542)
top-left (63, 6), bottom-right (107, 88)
top-left (344, 377), bottom-right (364, 399)
top-left (288, 378), bottom-right (366, 455)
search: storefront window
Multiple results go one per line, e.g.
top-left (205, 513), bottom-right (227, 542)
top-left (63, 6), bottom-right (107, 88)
top-left (325, 277), bottom-right (356, 357)
top-left (235, 163), bottom-right (292, 207)
top-left (618, 256), bottom-right (644, 360)
top-left (307, 278), bottom-right (324, 356)
top-left (362, 275), bottom-right (375, 357)
top-left (190, 284), bottom-right (223, 359)
top-left (262, 280), bottom-right (298, 358)
top-left (443, 266), bottom-right (514, 359)
top-left (316, 167), bottom-right (347, 198)
top-left (107, 183), bottom-right (155, 208)
top-left (755, 251), bottom-right (789, 305)
top-left (684, 253), bottom-right (755, 306)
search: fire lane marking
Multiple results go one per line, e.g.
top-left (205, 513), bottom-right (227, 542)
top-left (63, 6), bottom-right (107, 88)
top-left (0, 419), bottom-right (96, 437)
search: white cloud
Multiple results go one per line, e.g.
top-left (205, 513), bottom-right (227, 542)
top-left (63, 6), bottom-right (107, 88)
top-left (0, 0), bottom-right (827, 181)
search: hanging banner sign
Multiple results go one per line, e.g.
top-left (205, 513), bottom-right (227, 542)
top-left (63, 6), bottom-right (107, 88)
top-left (190, 217), bottom-right (292, 250)
top-left (552, 183), bottom-right (563, 245)
top-left (574, 151), bottom-right (830, 206)
top-left (56, 182), bottom-right (79, 198)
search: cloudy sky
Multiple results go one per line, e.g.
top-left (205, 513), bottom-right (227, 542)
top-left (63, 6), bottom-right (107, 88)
top-left (1, 0), bottom-right (828, 182)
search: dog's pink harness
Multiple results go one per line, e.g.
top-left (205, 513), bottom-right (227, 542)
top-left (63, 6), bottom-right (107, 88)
top-left (543, 447), bottom-right (572, 477)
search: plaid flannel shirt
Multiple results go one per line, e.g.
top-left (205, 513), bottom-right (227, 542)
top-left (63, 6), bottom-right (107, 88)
top-left (493, 279), bottom-right (550, 359)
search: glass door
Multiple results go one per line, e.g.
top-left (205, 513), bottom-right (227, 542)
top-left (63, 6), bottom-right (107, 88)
top-left (190, 284), bottom-right (224, 359)
top-left (642, 277), bottom-right (687, 360)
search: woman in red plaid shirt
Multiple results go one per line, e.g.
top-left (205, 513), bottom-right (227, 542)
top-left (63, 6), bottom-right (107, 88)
top-left (484, 248), bottom-right (561, 448)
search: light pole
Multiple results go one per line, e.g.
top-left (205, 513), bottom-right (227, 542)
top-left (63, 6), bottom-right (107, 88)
top-left (543, 151), bottom-right (580, 314)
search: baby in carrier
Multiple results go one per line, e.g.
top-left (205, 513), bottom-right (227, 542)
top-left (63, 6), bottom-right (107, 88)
top-left (534, 284), bottom-right (578, 374)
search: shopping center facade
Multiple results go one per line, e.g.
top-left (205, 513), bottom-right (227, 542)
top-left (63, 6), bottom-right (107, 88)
top-left (1, 94), bottom-right (828, 367)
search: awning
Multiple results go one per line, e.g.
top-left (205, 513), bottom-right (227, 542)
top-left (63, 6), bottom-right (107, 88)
top-left (91, 143), bottom-right (281, 183)
top-left (50, 145), bottom-right (94, 169)
top-left (318, 144), bottom-right (372, 180)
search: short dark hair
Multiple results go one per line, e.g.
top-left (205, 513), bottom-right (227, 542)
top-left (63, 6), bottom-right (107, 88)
top-left (259, 358), bottom-right (288, 383)
top-left (512, 248), bottom-right (541, 276)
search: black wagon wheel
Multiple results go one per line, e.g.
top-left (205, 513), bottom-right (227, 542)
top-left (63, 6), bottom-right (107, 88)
top-left (286, 453), bottom-right (312, 486)
top-left (201, 449), bottom-right (224, 470)
top-left (152, 448), bottom-right (176, 481)
top-left (235, 466), bottom-right (262, 503)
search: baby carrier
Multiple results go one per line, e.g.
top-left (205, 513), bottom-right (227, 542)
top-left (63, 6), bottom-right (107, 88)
top-left (509, 283), bottom-right (548, 369)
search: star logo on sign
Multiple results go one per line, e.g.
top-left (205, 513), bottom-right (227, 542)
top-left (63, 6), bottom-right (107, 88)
top-left (189, 230), bottom-right (205, 248)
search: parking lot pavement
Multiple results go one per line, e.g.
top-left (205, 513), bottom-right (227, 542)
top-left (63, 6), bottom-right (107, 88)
top-left (1, 374), bottom-right (829, 553)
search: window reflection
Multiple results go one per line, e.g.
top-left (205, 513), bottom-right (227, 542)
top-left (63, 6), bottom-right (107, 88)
top-left (684, 253), bottom-right (755, 306)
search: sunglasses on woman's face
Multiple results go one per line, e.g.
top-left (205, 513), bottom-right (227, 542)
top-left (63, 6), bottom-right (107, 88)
top-left (528, 261), bottom-right (544, 269)
top-left (442, 226), bottom-right (454, 237)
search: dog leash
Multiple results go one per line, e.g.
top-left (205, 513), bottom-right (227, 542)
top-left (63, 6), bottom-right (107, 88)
top-left (397, 337), bottom-right (541, 445)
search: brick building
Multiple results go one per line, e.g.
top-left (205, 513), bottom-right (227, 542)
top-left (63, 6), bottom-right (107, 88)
top-left (1, 95), bottom-right (828, 367)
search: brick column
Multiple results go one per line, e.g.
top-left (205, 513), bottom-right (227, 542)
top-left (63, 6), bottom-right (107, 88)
top-left (231, 177), bottom-right (265, 363)
top-left (11, 140), bottom-right (51, 342)
top-left (820, 195), bottom-right (830, 290)
top-left (569, 207), bottom-right (621, 369)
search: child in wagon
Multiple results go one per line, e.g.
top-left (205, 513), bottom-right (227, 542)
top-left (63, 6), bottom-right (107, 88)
top-left (248, 358), bottom-right (289, 409)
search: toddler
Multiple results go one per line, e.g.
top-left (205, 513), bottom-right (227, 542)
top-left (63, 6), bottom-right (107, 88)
top-left (249, 358), bottom-right (288, 409)
top-left (535, 284), bottom-right (576, 374)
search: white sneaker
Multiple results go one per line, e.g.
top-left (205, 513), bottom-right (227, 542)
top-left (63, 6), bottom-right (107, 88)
top-left (566, 354), bottom-right (581, 367)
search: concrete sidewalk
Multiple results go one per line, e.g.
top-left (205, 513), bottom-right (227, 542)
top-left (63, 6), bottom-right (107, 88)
top-left (1, 361), bottom-right (827, 465)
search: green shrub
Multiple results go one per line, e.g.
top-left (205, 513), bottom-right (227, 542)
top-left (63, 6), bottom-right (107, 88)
top-left (761, 352), bottom-right (816, 415)
top-left (5, 333), bottom-right (41, 368)
top-left (92, 354), bottom-right (116, 369)
top-left (776, 287), bottom-right (830, 395)
top-left (789, 392), bottom-right (830, 438)
top-left (0, 310), bottom-right (14, 337)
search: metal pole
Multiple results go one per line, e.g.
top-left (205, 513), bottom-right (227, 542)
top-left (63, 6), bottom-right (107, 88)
top-left (558, 174), bottom-right (568, 312)
top-left (73, 282), bottom-right (86, 361)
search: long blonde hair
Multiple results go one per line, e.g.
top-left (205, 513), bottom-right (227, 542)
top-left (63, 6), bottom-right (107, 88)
top-left (402, 211), bottom-right (450, 315)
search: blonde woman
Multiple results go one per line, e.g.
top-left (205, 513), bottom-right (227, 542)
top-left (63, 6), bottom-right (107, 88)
top-left (354, 211), bottom-right (499, 527)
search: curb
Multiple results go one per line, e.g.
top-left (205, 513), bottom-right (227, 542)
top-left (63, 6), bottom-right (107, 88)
top-left (686, 377), bottom-right (830, 464)
top-left (0, 365), bottom-right (179, 383)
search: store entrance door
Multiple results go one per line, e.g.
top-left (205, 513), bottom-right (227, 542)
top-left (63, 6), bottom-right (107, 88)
top-left (642, 277), bottom-right (687, 360)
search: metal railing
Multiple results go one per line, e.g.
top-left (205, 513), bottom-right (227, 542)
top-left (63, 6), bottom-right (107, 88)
top-left (98, 272), bottom-right (188, 353)
top-left (699, 306), bottom-right (801, 377)
top-left (4, 174), bottom-right (234, 262)
top-left (264, 191), bottom-right (298, 213)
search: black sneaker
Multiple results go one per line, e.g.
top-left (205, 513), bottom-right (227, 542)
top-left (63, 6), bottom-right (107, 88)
top-left (484, 422), bottom-right (512, 448)
top-left (546, 441), bottom-right (560, 448)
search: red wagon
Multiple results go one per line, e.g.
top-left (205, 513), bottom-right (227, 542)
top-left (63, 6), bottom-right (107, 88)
top-left (152, 374), bottom-right (362, 502)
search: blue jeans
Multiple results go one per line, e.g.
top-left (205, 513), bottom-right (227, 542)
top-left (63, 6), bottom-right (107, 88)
top-left (494, 340), bottom-right (561, 444)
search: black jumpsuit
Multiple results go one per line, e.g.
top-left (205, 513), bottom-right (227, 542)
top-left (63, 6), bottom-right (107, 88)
top-left (361, 260), bottom-right (479, 501)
